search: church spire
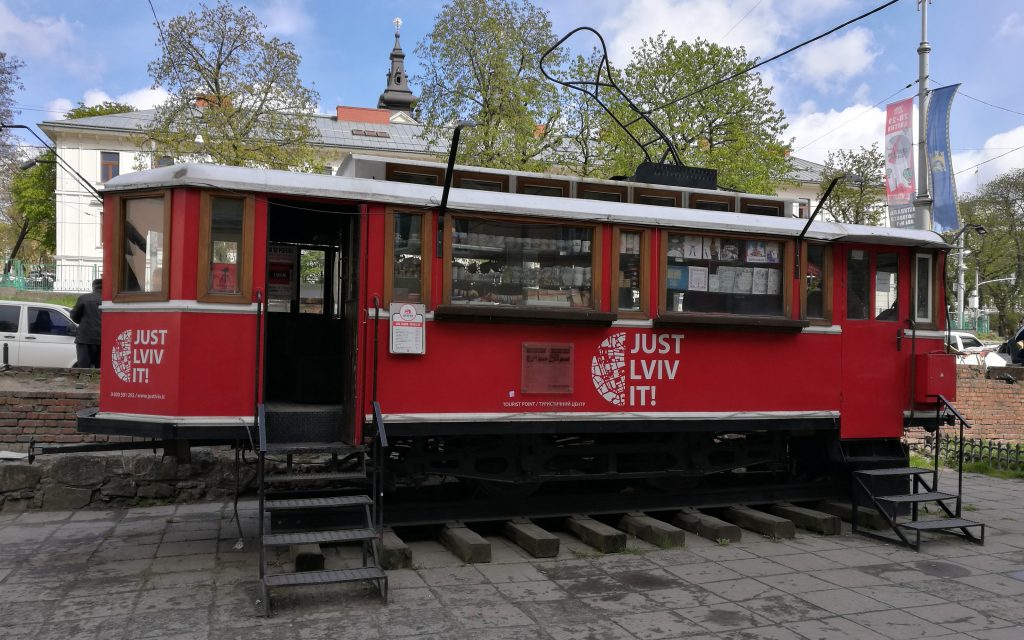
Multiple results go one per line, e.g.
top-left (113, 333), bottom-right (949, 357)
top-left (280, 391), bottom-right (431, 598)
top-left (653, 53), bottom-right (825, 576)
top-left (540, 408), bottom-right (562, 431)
top-left (377, 17), bottom-right (416, 113)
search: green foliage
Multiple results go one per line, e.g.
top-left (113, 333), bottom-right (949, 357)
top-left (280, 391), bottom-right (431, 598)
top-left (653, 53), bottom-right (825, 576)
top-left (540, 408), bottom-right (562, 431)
top-left (414, 0), bottom-right (564, 171)
top-left (817, 144), bottom-right (886, 225)
top-left (599, 34), bottom-right (792, 194)
top-left (65, 101), bottom-right (136, 119)
top-left (956, 169), bottom-right (1024, 336)
top-left (8, 150), bottom-right (56, 257)
top-left (1, 52), bottom-right (25, 235)
top-left (550, 50), bottom-right (609, 177)
top-left (143, 0), bottom-right (323, 170)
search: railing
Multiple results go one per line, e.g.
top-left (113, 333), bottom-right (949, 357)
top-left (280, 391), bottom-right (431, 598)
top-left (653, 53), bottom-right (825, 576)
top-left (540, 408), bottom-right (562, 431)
top-left (931, 394), bottom-right (972, 518)
top-left (919, 435), bottom-right (1023, 472)
top-left (371, 401), bottom-right (388, 535)
top-left (1, 261), bottom-right (99, 293)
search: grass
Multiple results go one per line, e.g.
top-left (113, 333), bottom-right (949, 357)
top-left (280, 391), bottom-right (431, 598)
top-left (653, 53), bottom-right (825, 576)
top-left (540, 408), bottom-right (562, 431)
top-left (0, 288), bottom-right (79, 307)
top-left (715, 537), bottom-right (731, 546)
top-left (909, 450), bottom-right (1024, 480)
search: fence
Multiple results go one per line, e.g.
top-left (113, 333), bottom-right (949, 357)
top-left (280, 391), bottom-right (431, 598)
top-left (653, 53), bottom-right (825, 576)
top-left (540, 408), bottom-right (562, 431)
top-left (1, 260), bottom-right (98, 293)
top-left (949, 313), bottom-right (991, 334)
top-left (916, 435), bottom-right (1024, 472)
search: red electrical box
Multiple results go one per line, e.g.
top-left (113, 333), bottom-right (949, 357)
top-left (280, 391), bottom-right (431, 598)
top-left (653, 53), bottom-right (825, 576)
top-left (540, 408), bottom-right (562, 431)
top-left (914, 352), bottom-right (956, 403)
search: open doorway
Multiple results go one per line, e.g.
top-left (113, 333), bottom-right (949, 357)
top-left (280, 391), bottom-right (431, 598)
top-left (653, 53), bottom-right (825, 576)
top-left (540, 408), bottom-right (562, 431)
top-left (263, 199), bottom-right (360, 430)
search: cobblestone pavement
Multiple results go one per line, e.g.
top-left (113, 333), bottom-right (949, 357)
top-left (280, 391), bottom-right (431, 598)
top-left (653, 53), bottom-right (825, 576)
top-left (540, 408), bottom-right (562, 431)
top-left (1, 472), bottom-right (1023, 640)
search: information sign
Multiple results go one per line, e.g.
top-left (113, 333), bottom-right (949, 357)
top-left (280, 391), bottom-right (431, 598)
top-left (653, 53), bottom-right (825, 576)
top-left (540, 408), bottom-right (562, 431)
top-left (389, 303), bottom-right (426, 355)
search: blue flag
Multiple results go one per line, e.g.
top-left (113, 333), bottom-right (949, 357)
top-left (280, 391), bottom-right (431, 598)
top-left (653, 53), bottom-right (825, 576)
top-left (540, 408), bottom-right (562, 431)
top-left (927, 84), bottom-right (961, 232)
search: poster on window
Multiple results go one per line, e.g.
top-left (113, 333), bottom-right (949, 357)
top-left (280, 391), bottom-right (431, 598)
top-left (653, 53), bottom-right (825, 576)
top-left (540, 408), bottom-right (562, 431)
top-left (267, 244), bottom-right (297, 301)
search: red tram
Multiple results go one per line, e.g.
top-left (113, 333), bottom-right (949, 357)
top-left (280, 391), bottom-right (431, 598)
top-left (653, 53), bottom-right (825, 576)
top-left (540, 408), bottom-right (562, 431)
top-left (79, 154), bottom-right (955, 496)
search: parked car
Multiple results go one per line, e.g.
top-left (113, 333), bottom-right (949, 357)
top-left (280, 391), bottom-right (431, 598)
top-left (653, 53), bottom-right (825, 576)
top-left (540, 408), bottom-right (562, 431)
top-left (0, 300), bottom-right (78, 367)
top-left (947, 331), bottom-right (1006, 367)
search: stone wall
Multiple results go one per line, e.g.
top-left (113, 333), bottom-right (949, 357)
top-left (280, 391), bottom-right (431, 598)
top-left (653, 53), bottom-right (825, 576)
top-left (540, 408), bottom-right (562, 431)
top-left (0, 449), bottom-right (255, 512)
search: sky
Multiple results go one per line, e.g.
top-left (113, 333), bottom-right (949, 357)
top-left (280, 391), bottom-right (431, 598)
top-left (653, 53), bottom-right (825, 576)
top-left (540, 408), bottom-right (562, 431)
top-left (2, 0), bottom-right (1022, 194)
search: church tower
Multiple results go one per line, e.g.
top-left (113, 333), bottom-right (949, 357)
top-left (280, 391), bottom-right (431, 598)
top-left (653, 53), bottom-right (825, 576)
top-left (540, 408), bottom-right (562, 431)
top-left (377, 18), bottom-right (417, 114)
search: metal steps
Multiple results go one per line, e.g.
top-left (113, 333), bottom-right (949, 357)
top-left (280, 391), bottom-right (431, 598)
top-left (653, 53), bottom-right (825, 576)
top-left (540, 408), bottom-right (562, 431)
top-left (901, 517), bottom-right (984, 532)
top-left (256, 402), bottom-right (387, 616)
top-left (855, 467), bottom-right (933, 477)
top-left (264, 567), bottom-right (386, 588)
top-left (875, 491), bottom-right (958, 504)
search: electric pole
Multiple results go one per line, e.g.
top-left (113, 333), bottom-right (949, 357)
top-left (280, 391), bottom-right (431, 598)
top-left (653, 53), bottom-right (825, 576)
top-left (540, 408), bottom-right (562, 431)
top-left (913, 0), bottom-right (932, 230)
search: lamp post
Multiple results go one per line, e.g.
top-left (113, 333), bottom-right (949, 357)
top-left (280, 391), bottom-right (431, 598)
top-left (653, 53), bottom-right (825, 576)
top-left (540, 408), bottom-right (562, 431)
top-left (949, 223), bottom-right (986, 329)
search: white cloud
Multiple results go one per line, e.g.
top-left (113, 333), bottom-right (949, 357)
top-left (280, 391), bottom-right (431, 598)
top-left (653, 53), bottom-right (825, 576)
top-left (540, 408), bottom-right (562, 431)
top-left (786, 102), bottom-right (888, 164)
top-left (997, 13), bottom-right (1024, 39)
top-left (790, 27), bottom-right (880, 91)
top-left (952, 125), bottom-right (1024, 194)
top-left (44, 98), bottom-right (72, 120)
top-left (261, 0), bottom-right (313, 37)
top-left (0, 2), bottom-right (75, 59)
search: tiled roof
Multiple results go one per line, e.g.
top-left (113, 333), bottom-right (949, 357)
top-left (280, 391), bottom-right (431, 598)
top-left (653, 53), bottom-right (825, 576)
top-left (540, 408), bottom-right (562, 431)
top-left (788, 156), bottom-right (826, 183)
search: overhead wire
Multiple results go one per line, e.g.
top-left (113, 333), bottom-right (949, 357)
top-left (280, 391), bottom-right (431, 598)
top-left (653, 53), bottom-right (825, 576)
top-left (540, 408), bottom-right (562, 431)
top-left (791, 82), bottom-right (916, 155)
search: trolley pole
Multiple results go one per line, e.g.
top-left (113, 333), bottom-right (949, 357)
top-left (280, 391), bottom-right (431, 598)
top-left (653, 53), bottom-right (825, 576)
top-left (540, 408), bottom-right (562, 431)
top-left (913, 0), bottom-right (932, 231)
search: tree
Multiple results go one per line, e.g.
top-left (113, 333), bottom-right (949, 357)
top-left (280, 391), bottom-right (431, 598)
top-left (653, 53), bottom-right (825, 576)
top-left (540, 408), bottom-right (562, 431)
top-left (957, 169), bottom-right (1024, 336)
top-left (550, 50), bottom-right (609, 178)
top-left (143, 0), bottom-right (322, 169)
top-left (414, 0), bottom-right (564, 171)
top-left (599, 34), bottom-right (791, 194)
top-left (817, 144), bottom-right (886, 225)
top-left (0, 53), bottom-right (25, 266)
top-left (66, 101), bottom-right (136, 120)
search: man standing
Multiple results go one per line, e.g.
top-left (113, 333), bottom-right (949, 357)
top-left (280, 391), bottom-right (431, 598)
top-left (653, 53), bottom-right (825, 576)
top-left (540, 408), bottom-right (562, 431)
top-left (71, 278), bottom-right (102, 368)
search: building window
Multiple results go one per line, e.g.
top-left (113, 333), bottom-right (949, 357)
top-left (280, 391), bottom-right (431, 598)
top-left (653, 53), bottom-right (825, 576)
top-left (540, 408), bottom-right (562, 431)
top-left (612, 228), bottom-right (648, 317)
top-left (198, 193), bottom-right (254, 303)
top-left (447, 216), bottom-right (598, 309)
top-left (113, 193), bottom-right (169, 301)
top-left (101, 152), bottom-right (120, 182)
top-left (387, 212), bottom-right (429, 304)
top-left (914, 253), bottom-right (934, 325)
top-left (155, 155), bottom-right (174, 168)
top-left (663, 231), bottom-right (785, 316)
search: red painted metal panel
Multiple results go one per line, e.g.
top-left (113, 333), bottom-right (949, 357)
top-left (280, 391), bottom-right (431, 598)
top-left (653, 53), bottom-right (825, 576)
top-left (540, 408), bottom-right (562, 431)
top-left (915, 352), bottom-right (956, 403)
top-left (100, 312), bottom-right (184, 416)
top-left (171, 188), bottom-right (202, 300)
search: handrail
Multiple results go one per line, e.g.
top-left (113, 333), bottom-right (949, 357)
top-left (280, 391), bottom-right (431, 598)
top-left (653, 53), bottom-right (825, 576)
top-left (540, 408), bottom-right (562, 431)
top-left (371, 400), bottom-right (388, 537)
top-left (372, 400), bottom-right (388, 449)
top-left (932, 393), bottom-right (971, 517)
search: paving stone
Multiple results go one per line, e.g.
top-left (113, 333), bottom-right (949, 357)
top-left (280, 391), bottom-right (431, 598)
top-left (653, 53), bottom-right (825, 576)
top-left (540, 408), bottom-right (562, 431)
top-left (846, 609), bottom-right (956, 640)
top-left (614, 609), bottom-right (698, 639)
top-left (418, 565), bottom-right (486, 587)
top-left (675, 601), bottom-right (770, 632)
top-left (495, 580), bottom-right (567, 602)
top-left (664, 561), bottom-right (743, 584)
top-left (449, 603), bottom-right (533, 629)
top-left (545, 619), bottom-right (637, 640)
top-left (795, 587), bottom-right (890, 615)
top-left (851, 583), bottom-right (947, 608)
top-left (784, 616), bottom-right (891, 640)
top-left (477, 562), bottom-right (547, 584)
top-left (700, 577), bottom-right (782, 602)
top-left (906, 602), bottom-right (1013, 633)
top-left (740, 593), bottom-right (831, 623)
top-left (718, 557), bottom-right (792, 577)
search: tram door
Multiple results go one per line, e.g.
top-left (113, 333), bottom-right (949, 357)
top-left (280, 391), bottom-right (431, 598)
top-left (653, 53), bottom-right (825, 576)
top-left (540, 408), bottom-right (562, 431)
top-left (839, 246), bottom-right (908, 439)
top-left (263, 202), bottom-right (360, 429)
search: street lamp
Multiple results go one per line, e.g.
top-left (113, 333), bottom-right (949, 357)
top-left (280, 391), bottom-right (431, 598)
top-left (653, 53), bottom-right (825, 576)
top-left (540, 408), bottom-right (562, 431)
top-left (949, 223), bottom-right (987, 330)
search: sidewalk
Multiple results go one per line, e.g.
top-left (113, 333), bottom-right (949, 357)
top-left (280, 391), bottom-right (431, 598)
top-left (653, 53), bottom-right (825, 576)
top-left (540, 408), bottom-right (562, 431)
top-left (1, 472), bottom-right (1023, 640)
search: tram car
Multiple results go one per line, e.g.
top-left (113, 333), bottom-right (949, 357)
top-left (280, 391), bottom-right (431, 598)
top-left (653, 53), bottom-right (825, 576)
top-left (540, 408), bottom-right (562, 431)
top-left (79, 153), bottom-right (955, 498)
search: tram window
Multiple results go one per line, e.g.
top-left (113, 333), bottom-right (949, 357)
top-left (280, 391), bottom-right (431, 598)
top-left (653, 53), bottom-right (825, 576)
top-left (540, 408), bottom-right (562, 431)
top-left (390, 171), bottom-right (439, 186)
top-left (114, 194), bottom-right (169, 301)
top-left (390, 212), bottom-right (425, 304)
top-left (846, 250), bottom-right (870, 320)
top-left (299, 249), bottom-right (325, 314)
top-left (804, 244), bottom-right (829, 321)
top-left (579, 188), bottom-right (624, 202)
top-left (663, 232), bottom-right (785, 317)
top-left (691, 196), bottom-right (733, 212)
top-left (459, 178), bottom-right (504, 192)
top-left (636, 194), bottom-right (677, 207)
top-left (914, 253), bottom-right (934, 324)
top-left (517, 181), bottom-right (566, 197)
top-left (614, 229), bottom-right (647, 316)
top-left (448, 217), bottom-right (596, 309)
top-left (198, 193), bottom-right (253, 304)
top-left (874, 252), bottom-right (899, 321)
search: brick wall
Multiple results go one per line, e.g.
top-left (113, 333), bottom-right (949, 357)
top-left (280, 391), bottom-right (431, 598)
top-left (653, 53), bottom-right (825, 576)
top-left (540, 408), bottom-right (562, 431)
top-left (0, 368), bottom-right (110, 452)
top-left (945, 366), bottom-right (1024, 443)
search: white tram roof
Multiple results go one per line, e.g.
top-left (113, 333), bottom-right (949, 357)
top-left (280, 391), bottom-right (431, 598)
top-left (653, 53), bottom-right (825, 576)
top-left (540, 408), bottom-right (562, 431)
top-left (104, 161), bottom-right (949, 249)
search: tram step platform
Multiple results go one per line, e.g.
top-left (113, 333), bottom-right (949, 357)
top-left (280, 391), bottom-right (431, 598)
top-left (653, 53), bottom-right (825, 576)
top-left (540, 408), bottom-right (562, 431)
top-left (263, 527), bottom-right (376, 546)
top-left (900, 518), bottom-right (984, 532)
top-left (264, 442), bottom-right (363, 455)
top-left (263, 566), bottom-right (385, 588)
top-left (265, 471), bottom-right (367, 484)
top-left (853, 467), bottom-right (933, 477)
top-left (874, 491), bottom-right (958, 504)
top-left (265, 496), bottom-right (371, 511)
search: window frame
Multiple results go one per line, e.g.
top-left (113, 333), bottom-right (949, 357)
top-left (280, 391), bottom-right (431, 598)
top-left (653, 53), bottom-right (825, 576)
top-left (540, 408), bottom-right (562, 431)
top-left (438, 212), bottom-right (607, 320)
top-left (912, 251), bottom-right (937, 328)
top-left (610, 226), bottom-right (651, 319)
top-left (844, 247), bottom-right (903, 323)
top-left (800, 242), bottom-right (833, 325)
top-left (386, 163), bottom-right (444, 186)
top-left (656, 230), bottom-right (801, 328)
top-left (515, 176), bottom-right (570, 198)
top-left (632, 187), bottom-right (682, 208)
top-left (197, 191), bottom-right (255, 304)
top-left (111, 191), bottom-right (171, 303)
top-left (453, 170), bottom-right (509, 193)
top-left (687, 192), bottom-right (734, 212)
top-left (100, 151), bottom-right (120, 183)
top-left (576, 182), bottom-right (627, 203)
top-left (739, 197), bottom-right (784, 217)
top-left (384, 209), bottom-right (433, 307)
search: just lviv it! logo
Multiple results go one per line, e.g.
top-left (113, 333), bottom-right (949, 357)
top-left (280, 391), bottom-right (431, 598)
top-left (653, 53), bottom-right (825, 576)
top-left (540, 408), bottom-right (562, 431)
top-left (111, 329), bottom-right (168, 383)
top-left (591, 332), bottom-right (684, 407)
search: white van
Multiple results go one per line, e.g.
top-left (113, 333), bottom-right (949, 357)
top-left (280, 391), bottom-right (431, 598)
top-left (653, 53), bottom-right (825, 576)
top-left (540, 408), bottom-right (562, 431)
top-left (0, 300), bottom-right (79, 367)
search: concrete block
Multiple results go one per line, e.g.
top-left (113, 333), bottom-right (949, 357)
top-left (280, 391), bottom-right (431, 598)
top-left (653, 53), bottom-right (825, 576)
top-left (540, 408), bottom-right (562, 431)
top-left (619, 513), bottom-right (685, 548)
top-left (50, 456), bottom-right (106, 487)
top-left (565, 515), bottom-right (626, 553)
top-left (766, 503), bottom-right (842, 535)
top-left (42, 483), bottom-right (92, 510)
top-left (504, 519), bottom-right (559, 558)
top-left (289, 543), bottom-right (324, 572)
top-left (816, 500), bottom-right (889, 530)
top-left (0, 464), bottom-right (41, 492)
top-left (440, 523), bottom-right (491, 563)
top-left (719, 505), bottom-right (795, 539)
top-left (673, 509), bottom-right (741, 543)
top-left (381, 528), bottom-right (412, 569)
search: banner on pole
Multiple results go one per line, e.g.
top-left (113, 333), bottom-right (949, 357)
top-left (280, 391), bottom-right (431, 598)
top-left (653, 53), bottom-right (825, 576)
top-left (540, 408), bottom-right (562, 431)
top-left (884, 98), bottom-right (916, 228)
top-left (927, 84), bottom-right (961, 232)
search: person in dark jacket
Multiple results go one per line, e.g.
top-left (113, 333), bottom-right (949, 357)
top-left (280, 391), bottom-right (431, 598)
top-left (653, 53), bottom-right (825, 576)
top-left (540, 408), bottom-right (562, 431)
top-left (70, 278), bottom-right (102, 368)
